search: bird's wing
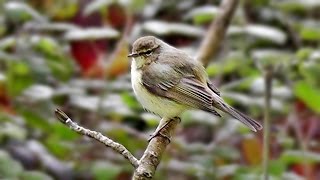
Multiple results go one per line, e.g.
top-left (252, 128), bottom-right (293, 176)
top-left (141, 61), bottom-right (221, 117)
top-left (156, 50), bottom-right (221, 96)
top-left (207, 80), bottom-right (220, 96)
top-left (166, 77), bottom-right (221, 116)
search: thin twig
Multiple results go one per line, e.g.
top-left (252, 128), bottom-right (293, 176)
top-left (197, 0), bottom-right (239, 66)
top-left (54, 109), bottom-right (139, 168)
top-left (262, 66), bottom-right (273, 180)
top-left (290, 111), bottom-right (313, 179)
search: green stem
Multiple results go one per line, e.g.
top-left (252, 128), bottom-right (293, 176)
top-left (263, 66), bottom-right (273, 180)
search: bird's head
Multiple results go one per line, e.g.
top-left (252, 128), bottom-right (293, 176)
top-left (128, 36), bottom-right (162, 68)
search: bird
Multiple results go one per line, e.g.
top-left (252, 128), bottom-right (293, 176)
top-left (128, 36), bottom-right (262, 140)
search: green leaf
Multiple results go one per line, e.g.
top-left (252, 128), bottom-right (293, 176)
top-left (33, 37), bottom-right (74, 81)
top-left (206, 64), bottom-right (220, 77)
top-left (299, 61), bottom-right (320, 86)
top-left (269, 159), bottom-right (286, 176)
top-left (7, 61), bottom-right (34, 96)
top-left (0, 37), bottom-right (16, 50)
top-left (128, 0), bottom-right (147, 13)
top-left (295, 48), bottom-right (314, 61)
top-left (213, 145), bottom-right (240, 161)
top-left (84, 0), bottom-right (113, 15)
top-left (0, 122), bottom-right (27, 141)
top-left (207, 53), bottom-right (256, 77)
top-left (0, 150), bottom-right (23, 178)
top-left (4, 2), bottom-right (35, 23)
top-left (19, 171), bottom-right (53, 180)
top-left (251, 49), bottom-right (292, 70)
top-left (300, 27), bottom-right (320, 41)
top-left (121, 92), bottom-right (141, 110)
top-left (245, 25), bottom-right (287, 45)
top-left (280, 150), bottom-right (320, 165)
top-left (142, 21), bottom-right (204, 37)
top-left (193, 13), bottom-right (215, 25)
top-left (44, 122), bottom-right (78, 157)
top-left (51, 122), bottom-right (79, 140)
top-left (184, 6), bottom-right (219, 25)
top-left (272, 0), bottom-right (320, 13)
top-left (293, 81), bottom-right (320, 113)
top-left (91, 161), bottom-right (122, 180)
top-left (44, 135), bottom-right (72, 157)
top-left (108, 128), bottom-right (145, 152)
top-left (33, 37), bottom-right (61, 58)
top-left (46, 59), bottom-right (73, 81)
top-left (20, 110), bottom-right (51, 132)
top-left (48, 1), bottom-right (78, 19)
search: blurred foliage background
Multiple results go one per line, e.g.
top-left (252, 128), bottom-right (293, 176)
top-left (1, 0), bottom-right (320, 179)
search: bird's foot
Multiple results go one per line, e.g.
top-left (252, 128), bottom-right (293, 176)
top-left (148, 118), bottom-right (179, 142)
top-left (148, 130), bottom-right (171, 142)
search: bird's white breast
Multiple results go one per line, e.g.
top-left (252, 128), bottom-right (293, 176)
top-left (131, 60), bottom-right (186, 118)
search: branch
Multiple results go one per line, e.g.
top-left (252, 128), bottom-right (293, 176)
top-left (133, 0), bottom-right (239, 179)
top-left (132, 118), bottom-right (179, 179)
top-left (54, 109), bottom-right (139, 168)
top-left (197, 0), bottom-right (239, 66)
top-left (262, 66), bottom-right (273, 180)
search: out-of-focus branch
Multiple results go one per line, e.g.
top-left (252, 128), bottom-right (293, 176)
top-left (262, 66), bottom-right (273, 180)
top-left (197, 0), bottom-right (239, 66)
top-left (132, 0), bottom-right (239, 179)
top-left (289, 110), bottom-right (312, 179)
top-left (54, 109), bottom-right (139, 168)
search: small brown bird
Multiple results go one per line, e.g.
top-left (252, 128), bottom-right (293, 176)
top-left (128, 36), bottom-right (262, 137)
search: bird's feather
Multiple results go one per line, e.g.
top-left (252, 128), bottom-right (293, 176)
top-left (138, 42), bottom-right (261, 131)
top-left (210, 93), bottom-right (263, 131)
top-left (141, 53), bottom-right (221, 117)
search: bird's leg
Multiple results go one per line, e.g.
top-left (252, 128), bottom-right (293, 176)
top-left (148, 117), bottom-right (180, 142)
top-left (148, 119), bottom-right (172, 142)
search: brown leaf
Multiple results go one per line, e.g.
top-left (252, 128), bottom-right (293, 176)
top-left (105, 39), bottom-right (130, 78)
top-left (241, 135), bottom-right (262, 165)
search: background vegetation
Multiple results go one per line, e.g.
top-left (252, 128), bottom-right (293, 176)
top-left (1, 0), bottom-right (320, 179)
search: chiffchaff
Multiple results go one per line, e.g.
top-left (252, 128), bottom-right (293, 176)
top-left (129, 36), bottom-right (262, 138)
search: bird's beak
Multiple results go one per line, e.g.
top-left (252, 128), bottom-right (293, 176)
top-left (128, 53), bottom-right (138, 58)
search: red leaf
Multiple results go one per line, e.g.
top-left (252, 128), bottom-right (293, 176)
top-left (70, 40), bottom-right (107, 72)
top-left (107, 4), bottom-right (127, 29)
top-left (0, 83), bottom-right (14, 114)
top-left (291, 163), bottom-right (316, 180)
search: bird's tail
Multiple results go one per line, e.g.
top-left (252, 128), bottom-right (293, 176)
top-left (213, 96), bottom-right (263, 132)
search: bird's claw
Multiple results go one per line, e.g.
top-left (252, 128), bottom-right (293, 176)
top-left (147, 117), bottom-right (180, 142)
top-left (148, 131), bottom-right (171, 142)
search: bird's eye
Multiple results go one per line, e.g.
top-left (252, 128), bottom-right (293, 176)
top-left (145, 50), bottom-right (153, 56)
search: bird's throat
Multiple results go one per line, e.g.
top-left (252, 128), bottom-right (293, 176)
top-left (133, 57), bottom-right (146, 69)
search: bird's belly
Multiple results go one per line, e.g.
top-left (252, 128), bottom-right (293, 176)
top-left (131, 67), bottom-right (185, 118)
